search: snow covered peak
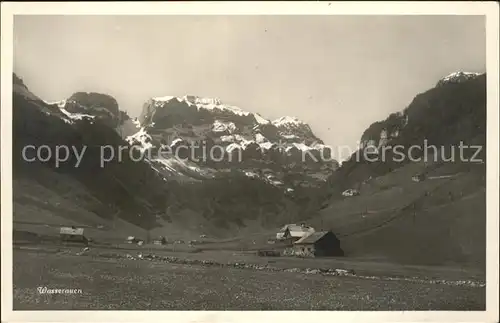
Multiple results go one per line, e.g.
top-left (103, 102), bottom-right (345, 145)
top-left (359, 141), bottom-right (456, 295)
top-left (441, 71), bottom-right (480, 80)
top-left (152, 96), bottom-right (176, 102)
top-left (182, 95), bottom-right (222, 106)
top-left (272, 116), bottom-right (305, 127)
top-left (148, 95), bottom-right (312, 129)
top-left (437, 71), bottom-right (481, 86)
top-left (125, 127), bottom-right (153, 152)
top-left (43, 99), bottom-right (67, 108)
top-left (151, 95), bottom-right (223, 106)
top-left (149, 94), bottom-right (251, 117)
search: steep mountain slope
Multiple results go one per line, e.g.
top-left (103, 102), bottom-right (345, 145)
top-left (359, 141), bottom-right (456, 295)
top-left (315, 71), bottom-right (486, 269)
top-left (327, 71), bottom-right (486, 194)
top-left (12, 74), bottom-right (321, 240)
top-left (14, 77), bottom-right (168, 231)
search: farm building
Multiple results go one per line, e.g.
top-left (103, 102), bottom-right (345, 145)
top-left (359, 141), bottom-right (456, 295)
top-left (412, 173), bottom-right (426, 182)
top-left (126, 236), bottom-right (144, 245)
top-left (276, 223), bottom-right (315, 241)
top-left (342, 188), bottom-right (360, 197)
top-left (292, 231), bottom-right (344, 257)
top-left (153, 236), bottom-right (167, 245)
top-left (60, 227), bottom-right (88, 245)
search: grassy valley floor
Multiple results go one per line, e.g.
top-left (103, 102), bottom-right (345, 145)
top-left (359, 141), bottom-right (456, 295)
top-left (13, 246), bottom-right (485, 310)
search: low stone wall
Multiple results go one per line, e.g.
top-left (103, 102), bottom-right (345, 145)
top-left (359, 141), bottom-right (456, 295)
top-left (59, 248), bottom-right (485, 288)
top-left (92, 250), bottom-right (355, 276)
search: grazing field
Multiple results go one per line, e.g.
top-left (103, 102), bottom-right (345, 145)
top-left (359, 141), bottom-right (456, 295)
top-left (315, 165), bottom-right (486, 269)
top-left (13, 247), bottom-right (485, 310)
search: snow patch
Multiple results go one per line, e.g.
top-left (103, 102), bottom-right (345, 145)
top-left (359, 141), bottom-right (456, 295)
top-left (244, 171), bottom-right (259, 178)
top-left (132, 118), bottom-right (141, 128)
top-left (152, 96), bottom-right (176, 102)
top-left (441, 71), bottom-right (480, 82)
top-left (255, 133), bottom-right (267, 143)
top-left (212, 120), bottom-right (237, 133)
top-left (197, 102), bottom-right (250, 117)
top-left (220, 134), bottom-right (254, 148)
top-left (170, 138), bottom-right (184, 147)
top-left (183, 96), bottom-right (222, 106)
top-left (44, 99), bottom-right (67, 108)
top-left (150, 95), bottom-right (261, 118)
top-left (220, 135), bottom-right (235, 143)
top-left (60, 108), bottom-right (95, 121)
top-left (438, 71), bottom-right (481, 85)
top-left (126, 128), bottom-right (153, 152)
top-left (272, 116), bottom-right (304, 127)
top-left (259, 142), bottom-right (274, 150)
top-left (254, 113), bottom-right (271, 125)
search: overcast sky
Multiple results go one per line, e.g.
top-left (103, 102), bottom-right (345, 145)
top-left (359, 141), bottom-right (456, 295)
top-left (13, 15), bottom-right (485, 159)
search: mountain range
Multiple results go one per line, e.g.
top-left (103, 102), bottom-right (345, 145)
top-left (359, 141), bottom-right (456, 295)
top-left (44, 92), bottom-right (339, 190)
top-left (13, 74), bottom-right (333, 237)
top-left (11, 70), bottom-right (487, 268)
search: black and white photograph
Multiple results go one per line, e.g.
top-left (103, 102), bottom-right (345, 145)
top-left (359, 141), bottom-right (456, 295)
top-left (1, 1), bottom-right (499, 321)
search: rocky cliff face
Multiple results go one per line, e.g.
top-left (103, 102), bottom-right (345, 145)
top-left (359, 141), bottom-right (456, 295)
top-left (328, 71), bottom-right (486, 193)
top-left (359, 71), bottom-right (484, 154)
top-left (39, 88), bottom-right (336, 188)
top-left (126, 95), bottom-right (338, 188)
top-left (44, 92), bottom-right (128, 129)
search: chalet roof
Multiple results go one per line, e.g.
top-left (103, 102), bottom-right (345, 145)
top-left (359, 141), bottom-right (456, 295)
top-left (279, 224), bottom-right (314, 233)
top-left (60, 227), bottom-right (84, 235)
top-left (294, 231), bottom-right (330, 244)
